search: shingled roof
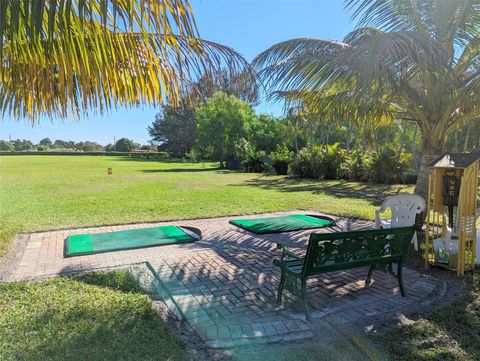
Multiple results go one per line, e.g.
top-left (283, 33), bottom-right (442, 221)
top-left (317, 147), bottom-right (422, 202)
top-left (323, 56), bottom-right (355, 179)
top-left (429, 150), bottom-right (480, 168)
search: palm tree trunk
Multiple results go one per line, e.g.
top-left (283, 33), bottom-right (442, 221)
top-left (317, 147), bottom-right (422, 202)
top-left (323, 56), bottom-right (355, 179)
top-left (414, 139), bottom-right (444, 201)
top-left (463, 127), bottom-right (470, 152)
top-left (411, 124), bottom-right (420, 172)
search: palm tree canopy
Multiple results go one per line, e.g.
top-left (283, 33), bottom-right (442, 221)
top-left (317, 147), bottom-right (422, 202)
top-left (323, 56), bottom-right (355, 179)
top-left (0, 0), bottom-right (251, 121)
top-left (253, 0), bottom-right (479, 199)
top-left (253, 0), bottom-right (480, 140)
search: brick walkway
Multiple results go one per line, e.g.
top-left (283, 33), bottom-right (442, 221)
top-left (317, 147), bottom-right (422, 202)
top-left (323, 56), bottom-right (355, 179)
top-left (6, 211), bottom-right (440, 348)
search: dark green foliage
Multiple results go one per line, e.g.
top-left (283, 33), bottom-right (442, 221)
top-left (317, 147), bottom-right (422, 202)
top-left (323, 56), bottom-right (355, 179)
top-left (53, 139), bottom-right (68, 149)
top-left (346, 151), bottom-right (369, 182)
top-left (270, 145), bottom-right (294, 175)
top-left (39, 137), bottom-right (53, 148)
top-left (289, 144), bottom-right (347, 180)
top-left (140, 145), bottom-right (156, 151)
top-left (319, 143), bottom-right (347, 179)
top-left (80, 141), bottom-right (103, 152)
top-left (444, 121), bottom-right (480, 153)
top-left (12, 139), bottom-right (33, 151)
top-left (148, 105), bottom-right (196, 157)
top-left (195, 92), bottom-right (257, 167)
top-left (289, 148), bottom-right (316, 178)
top-left (232, 138), bottom-right (269, 172)
top-left (249, 114), bottom-right (285, 154)
top-left (288, 144), bottom-right (413, 183)
top-left (72, 141), bottom-right (104, 152)
top-left (0, 140), bottom-right (13, 151)
top-left (130, 152), bottom-right (169, 160)
top-left (115, 138), bottom-right (138, 152)
top-left (365, 146), bottom-right (412, 184)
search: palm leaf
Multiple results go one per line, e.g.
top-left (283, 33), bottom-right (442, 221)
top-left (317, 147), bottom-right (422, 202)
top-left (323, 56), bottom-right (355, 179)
top-left (0, 0), bottom-right (252, 121)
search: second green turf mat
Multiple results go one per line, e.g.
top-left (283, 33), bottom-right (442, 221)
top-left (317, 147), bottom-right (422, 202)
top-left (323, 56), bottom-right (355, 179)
top-left (65, 225), bottom-right (197, 257)
top-left (229, 214), bottom-right (334, 234)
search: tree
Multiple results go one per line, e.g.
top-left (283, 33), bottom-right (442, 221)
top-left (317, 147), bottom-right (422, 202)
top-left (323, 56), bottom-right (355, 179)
top-left (53, 140), bottom-right (67, 149)
top-left (115, 138), bottom-right (137, 152)
top-left (195, 92), bottom-right (257, 167)
top-left (65, 141), bottom-right (76, 150)
top-left (253, 0), bottom-right (480, 200)
top-left (39, 138), bottom-right (53, 148)
top-left (148, 106), bottom-right (196, 157)
top-left (0, 140), bottom-right (13, 151)
top-left (0, 1), bottom-right (250, 121)
top-left (105, 144), bottom-right (115, 152)
top-left (81, 141), bottom-right (103, 152)
top-left (13, 139), bottom-right (33, 151)
top-left (192, 69), bottom-right (258, 104)
top-left (249, 114), bottom-right (284, 154)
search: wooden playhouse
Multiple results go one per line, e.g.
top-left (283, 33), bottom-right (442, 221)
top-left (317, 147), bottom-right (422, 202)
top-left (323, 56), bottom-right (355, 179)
top-left (424, 151), bottom-right (480, 275)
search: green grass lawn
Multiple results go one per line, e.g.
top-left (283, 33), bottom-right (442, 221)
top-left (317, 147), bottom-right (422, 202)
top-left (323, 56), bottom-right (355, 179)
top-left (2, 155), bottom-right (480, 361)
top-left (372, 273), bottom-right (480, 361)
top-left (0, 271), bottom-right (185, 361)
top-left (0, 155), bottom-right (413, 254)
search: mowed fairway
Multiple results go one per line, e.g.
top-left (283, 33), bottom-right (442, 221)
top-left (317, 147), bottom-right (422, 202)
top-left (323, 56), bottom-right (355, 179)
top-left (0, 155), bottom-right (413, 254)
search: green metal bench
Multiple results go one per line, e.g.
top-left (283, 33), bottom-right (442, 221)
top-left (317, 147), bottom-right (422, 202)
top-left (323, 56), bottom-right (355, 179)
top-left (273, 226), bottom-right (416, 321)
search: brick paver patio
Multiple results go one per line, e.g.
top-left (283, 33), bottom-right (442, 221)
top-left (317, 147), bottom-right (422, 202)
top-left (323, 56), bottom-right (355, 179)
top-left (5, 211), bottom-right (440, 348)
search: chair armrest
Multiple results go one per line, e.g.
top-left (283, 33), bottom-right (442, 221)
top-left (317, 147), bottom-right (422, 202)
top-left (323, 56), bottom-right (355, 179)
top-left (375, 210), bottom-right (382, 228)
top-left (276, 243), bottom-right (302, 261)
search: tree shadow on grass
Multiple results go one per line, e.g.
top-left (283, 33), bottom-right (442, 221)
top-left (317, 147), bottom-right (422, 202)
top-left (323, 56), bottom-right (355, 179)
top-left (1, 276), bottom-right (185, 361)
top-left (374, 296), bottom-right (480, 361)
top-left (140, 167), bottom-right (221, 173)
top-left (140, 168), bottom-right (242, 174)
top-left (75, 270), bottom-right (144, 294)
top-left (240, 176), bottom-right (410, 207)
top-left (110, 156), bottom-right (188, 163)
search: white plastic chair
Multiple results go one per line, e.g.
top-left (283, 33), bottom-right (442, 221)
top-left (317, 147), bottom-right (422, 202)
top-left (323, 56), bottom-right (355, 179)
top-left (375, 194), bottom-right (426, 251)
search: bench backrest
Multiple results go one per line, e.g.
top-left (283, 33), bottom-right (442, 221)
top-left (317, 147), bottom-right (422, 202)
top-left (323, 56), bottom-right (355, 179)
top-left (302, 227), bottom-right (416, 276)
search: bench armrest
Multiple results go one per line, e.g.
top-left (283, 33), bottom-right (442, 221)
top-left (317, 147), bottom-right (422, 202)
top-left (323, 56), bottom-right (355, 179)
top-left (276, 243), bottom-right (302, 261)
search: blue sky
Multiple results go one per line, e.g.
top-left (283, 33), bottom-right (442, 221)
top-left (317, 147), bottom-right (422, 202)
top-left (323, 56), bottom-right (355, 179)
top-left (0, 0), bottom-right (355, 145)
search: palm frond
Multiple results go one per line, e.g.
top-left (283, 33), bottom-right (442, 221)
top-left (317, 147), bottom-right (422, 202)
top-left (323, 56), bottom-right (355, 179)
top-left (0, 0), bottom-right (252, 121)
top-left (272, 88), bottom-right (398, 127)
top-left (340, 29), bottom-right (440, 87)
top-left (252, 38), bottom-right (350, 94)
top-left (0, 32), bottom-right (250, 120)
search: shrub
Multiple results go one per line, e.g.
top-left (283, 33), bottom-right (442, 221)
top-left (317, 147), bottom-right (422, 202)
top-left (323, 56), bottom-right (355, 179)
top-left (0, 140), bottom-right (13, 151)
top-left (345, 150), bottom-right (369, 182)
top-left (129, 152), bottom-right (169, 160)
top-left (234, 138), bottom-right (269, 172)
top-left (319, 143), bottom-right (347, 179)
top-left (289, 143), bottom-right (347, 179)
top-left (185, 149), bottom-right (199, 162)
top-left (365, 146), bottom-right (412, 184)
top-left (289, 147), bottom-right (314, 177)
top-left (270, 145), bottom-right (294, 175)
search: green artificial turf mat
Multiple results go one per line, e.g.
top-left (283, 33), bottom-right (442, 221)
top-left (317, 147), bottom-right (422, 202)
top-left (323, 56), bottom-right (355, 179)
top-left (65, 225), bottom-right (196, 257)
top-left (229, 214), bottom-right (334, 234)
